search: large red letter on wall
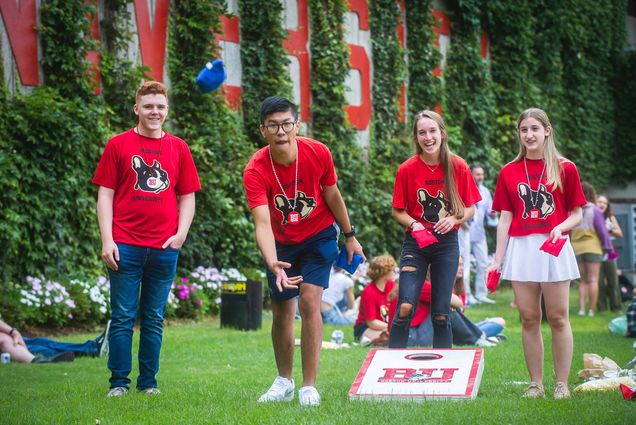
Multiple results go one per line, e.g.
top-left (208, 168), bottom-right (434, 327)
top-left (345, 1), bottom-right (371, 131)
top-left (480, 30), bottom-right (489, 60)
top-left (134, 0), bottom-right (169, 82)
top-left (283, 0), bottom-right (311, 122)
top-left (215, 12), bottom-right (242, 110)
top-left (431, 9), bottom-right (450, 114)
top-left (86, 0), bottom-right (101, 94)
top-left (347, 0), bottom-right (369, 30)
top-left (397, 0), bottom-right (406, 122)
top-left (0, 0), bottom-right (38, 85)
top-left (431, 10), bottom-right (450, 78)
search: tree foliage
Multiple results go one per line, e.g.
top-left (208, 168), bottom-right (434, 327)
top-left (239, 0), bottom-right (292, 147)
top-left (168, 0), bottom-right (258, 271)
top-left (0, 0), bottom-right (631, 288)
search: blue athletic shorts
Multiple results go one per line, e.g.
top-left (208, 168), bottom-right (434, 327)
top-left (266, 224), bottom-right (339, 302)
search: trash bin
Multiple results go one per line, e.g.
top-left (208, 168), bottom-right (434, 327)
top-left (220, 280), bottom-right (263, 330)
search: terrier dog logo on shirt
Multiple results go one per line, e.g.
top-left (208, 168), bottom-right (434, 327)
top-left (517, 183), bottom-right (555, 219)
top-left (417, 188), bottom-right (451, 224)
top-left (274, 191), bottom-right (317, 225)
top-left (131, 155), bottom-right (170, 194)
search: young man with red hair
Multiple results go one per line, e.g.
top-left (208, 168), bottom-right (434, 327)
top-left (94, 82), bottom-right (201, 397)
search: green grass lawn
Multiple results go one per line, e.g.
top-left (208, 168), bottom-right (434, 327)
top-left (2, 287), bottom-right (635, 424)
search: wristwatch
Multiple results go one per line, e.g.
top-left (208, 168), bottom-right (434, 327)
top-left (343, 226), bottom-right (356, 238)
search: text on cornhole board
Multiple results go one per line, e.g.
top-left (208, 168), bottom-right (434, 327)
top-left (349, 348), bottom-right (484, 401)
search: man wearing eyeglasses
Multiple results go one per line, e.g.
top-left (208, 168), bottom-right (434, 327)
top-left (243, 96), bottom-right (364, 406)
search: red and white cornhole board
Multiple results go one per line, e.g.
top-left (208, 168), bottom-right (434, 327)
top-left (349, 348), bottom-right (484, 401)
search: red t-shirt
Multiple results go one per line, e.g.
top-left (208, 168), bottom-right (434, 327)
top-left (243, 137), bottom-right (337, 244)
top-left (387, 280), bottom-right (431, 329)
top-left (93, 129), bottom-right (201, 249)
top-left (392, 155), bottom-right (481, 231)
top-left (491, 158), bottom-right (586, 236)
top-left (355, 280), bottom-right (396, 327)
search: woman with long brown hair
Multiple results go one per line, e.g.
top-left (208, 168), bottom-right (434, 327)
top-left (389, 110), bottom-right (480, 349)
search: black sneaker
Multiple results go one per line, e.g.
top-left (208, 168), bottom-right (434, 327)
top-left (32, 351), bottom-right (75, 363)
top-left (95, 320), bottom-right (111, 357)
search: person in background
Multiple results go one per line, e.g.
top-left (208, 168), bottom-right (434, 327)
top-left (388, 259), bottom-right (505, 348)
top-left (467, 165), bottom-right (496, 304)
top-left (596, 194), bottom-right (623, 312)
top-left (321, 266), bottom-right (355, 325)
top-left (571, 183), bottom-right (613, 317)
top-left (627, 296), bottom-right (636, 338)
top-left (354, 255), bottom-right (396, 345)
top-left (0, 319), bottom-right (110, 363)
top-left (458, 221), bottom-right (473, 304)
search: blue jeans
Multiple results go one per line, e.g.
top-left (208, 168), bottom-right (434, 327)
top-left (107, 243), bottom-right (179, 390)
top-left (476, 320), bottom-right (504, 338)
top-left (321, 305), bottom-right (355, 325)
top-left (389, 230), bottom-right (459, 348)
top-left (25, 337), bottom-right (97, 357)
top-left (407, 312), bottom-right (505, 347)
top-left (449, 310), bottom-right (483, 345)
top-left (408, 317), bottom-right (434, 347)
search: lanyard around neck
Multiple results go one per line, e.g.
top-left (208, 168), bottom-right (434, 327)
top-left (269, 144), bottom-right (299, 211)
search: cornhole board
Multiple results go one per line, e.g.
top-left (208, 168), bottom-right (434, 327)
top-left (349, 348), bottom-right (483, 401)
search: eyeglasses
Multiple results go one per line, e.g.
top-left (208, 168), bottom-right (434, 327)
top-left (264, 121), bottom-right (296, 135)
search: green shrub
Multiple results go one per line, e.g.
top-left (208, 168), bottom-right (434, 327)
top-left (0, 89), bottom-right (108, 284)
top-left (239, 0), bottom-right (292, 147)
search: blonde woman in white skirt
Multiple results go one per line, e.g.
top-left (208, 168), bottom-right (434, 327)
top-left (486, 108), bottom-right (585, 400)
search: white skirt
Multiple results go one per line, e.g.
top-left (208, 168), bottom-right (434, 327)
top-left (502, 234), bottom-right (580, 282)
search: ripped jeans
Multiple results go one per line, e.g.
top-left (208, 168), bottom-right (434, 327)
top-left (389, 229), bottom-right (459, 348)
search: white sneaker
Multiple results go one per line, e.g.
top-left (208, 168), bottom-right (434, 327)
top-left (577, 309), bottom-right (585, 316)
top-left (96, 320), bottom-right (111, 358)
top-left (106, 386), bottom-right (128, 397)
top-left (467, 294), bottom-right (479, 306)
top-left (138, 387), bottom-right (161, 395)
top-left (360, 336), bottom-right (372, 347)
top-left (298, 386), bottom-right (321, 406)
top-left (476, 296), bottom-right (496, 304)
top-left (258, 376), bottom-right (294, 402)
top-left (475, 337), bottom-right (496, 347)
top-left (588, 310), bottom-right (595, 317)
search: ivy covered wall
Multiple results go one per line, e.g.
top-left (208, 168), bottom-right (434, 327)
top-left (0, 0), bottom-right (632, 287)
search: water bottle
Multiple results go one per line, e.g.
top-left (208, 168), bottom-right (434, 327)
top-left (1, 352), bottom-right (10, 364)
top-left (331, 330), bottom-right (344, 345)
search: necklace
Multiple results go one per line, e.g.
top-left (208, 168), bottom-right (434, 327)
top-left (420, 156), bottom-right (439, 173)
top-left (137, 127), bottom-right (163, 162)
top-left (269, 144), bottom-right (300, 224)
top-left (523, 156), bottom-right (546, 219)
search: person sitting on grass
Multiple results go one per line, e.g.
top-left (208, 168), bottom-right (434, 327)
top-left (353, 255), bottom-right (397, 346)
top-left (452, 257), bottom-right (507, 342)
top-left (387, 260), bottom-right (506, 347)
top-left (0, 318), bottom-right (110, 363)
top-left (321, 266), bottom-right (356, 325)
